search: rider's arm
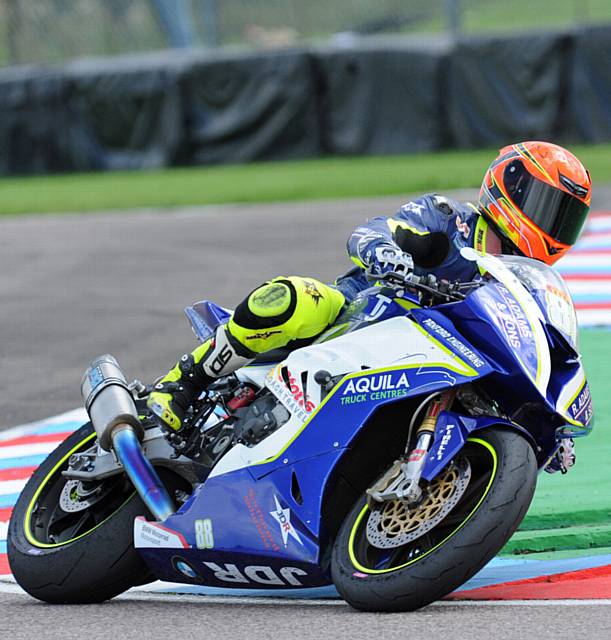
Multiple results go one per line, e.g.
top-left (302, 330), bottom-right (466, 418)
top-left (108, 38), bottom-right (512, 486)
top-left (347, 198), bottom-right (451, 271)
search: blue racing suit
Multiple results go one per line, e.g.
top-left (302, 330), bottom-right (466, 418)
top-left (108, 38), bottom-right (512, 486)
top-left (335, 193), bottom-right (490, 301)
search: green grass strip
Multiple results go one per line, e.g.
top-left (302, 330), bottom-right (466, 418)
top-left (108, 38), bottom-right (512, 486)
top-left (501, 523), bottom-right (611, 556)
top-left (520, 509), bottom-right (611, 532)
top-left (3, 143), bottom-right (611, 216)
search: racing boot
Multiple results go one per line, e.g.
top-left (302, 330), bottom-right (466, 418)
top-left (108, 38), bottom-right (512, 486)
top-left (147, 326), bottom-right (253, 432)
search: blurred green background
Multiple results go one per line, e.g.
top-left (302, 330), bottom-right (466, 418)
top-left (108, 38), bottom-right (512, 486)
top-left (3, 142), bottom-right (611, 217)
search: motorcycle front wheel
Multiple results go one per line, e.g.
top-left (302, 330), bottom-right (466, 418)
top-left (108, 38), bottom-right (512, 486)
top-left (8, 422), bottom-right (155, 603)
top-left (331, 428), bottom-right (537, 612)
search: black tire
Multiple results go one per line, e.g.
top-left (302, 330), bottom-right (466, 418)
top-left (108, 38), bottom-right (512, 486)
top-left (331, 428), bottom-right (537, 612)
top-left (8, 423), bottom-right (154, 604)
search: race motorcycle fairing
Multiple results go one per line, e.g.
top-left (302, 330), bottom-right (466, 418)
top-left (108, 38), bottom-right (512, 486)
top-left (9, 250), bottom-right (594, 610)
top-left (131, 252), bottom-right (593, 589)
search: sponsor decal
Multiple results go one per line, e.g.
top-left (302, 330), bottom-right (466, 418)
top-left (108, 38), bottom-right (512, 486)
top-left (266, 366), bottom-right (313, 422)
top-left (407, 448), bottom-right (427, 463)
top-left (245, 330), bottom-right (282, 341)
top-left (475, 227), bottom-right (485, 252)
top-left (194, 518), bottom-right (214, 549)
top-left (133, 517), bottom-right (189, 549)
top-left (284, 368), bottom-right (315, 413)
top-left (421, 318), bottom-right (486, 369)
top-left (244, 488), bottom-right (281, 552)
top-left (270, 495), bottom-right (303, 547)
top-left (366, 294), bottom-right (392, 322)
top-left (303, 280), bottom-right (323, 305)
top-left (570, 383), bottom-right (593, 425)
top-left (209, 344), bottom-right (234, 375)
top-left (341, 372), bottom-right (410, 405)
top-left (87, 365), bottom-right (104, 390)
top-left (495, 285), bottom-right (533, 349)
top-left (545, 284), bottom-right (576, 341)
top-left (173, 557), bottom-right (201, 581)
top-left (202, 562), bottom-right (308, 587)
top-left (436, 423), bottom-right (456, 461)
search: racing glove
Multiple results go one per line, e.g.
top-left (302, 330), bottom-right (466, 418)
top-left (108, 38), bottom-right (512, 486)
top-left (366, 244), bottom-right (414, 280)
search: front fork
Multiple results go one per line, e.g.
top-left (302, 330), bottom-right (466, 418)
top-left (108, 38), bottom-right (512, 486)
top-left (367, 389), bottom-right (456, 505)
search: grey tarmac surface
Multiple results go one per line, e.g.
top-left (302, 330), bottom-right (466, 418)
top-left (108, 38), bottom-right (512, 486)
top-left (1, 590), bottom-right (611, 640)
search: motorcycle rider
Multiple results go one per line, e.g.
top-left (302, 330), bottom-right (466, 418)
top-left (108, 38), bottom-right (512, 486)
top-left (148, 141), bottom-right (591, 439)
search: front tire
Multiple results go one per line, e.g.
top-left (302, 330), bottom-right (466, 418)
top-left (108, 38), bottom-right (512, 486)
top-left (331, 428), bottom-right (537, 611)
top-left (8, 423), bottom-right (154, 603)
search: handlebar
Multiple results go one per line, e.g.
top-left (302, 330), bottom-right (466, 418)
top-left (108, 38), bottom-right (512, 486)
top-left (367, 272), bottom-right (483, 304)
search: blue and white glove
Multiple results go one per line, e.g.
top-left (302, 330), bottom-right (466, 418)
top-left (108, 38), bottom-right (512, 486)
top-left (366, 244), bottom-right (414, 280)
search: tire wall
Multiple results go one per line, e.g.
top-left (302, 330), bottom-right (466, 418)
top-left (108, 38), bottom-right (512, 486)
top-left (1, 26), bottom-right (609, 176)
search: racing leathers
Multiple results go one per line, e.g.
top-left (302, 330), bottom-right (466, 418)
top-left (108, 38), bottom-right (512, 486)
top-left (148, 193), bottom-right (499, 432)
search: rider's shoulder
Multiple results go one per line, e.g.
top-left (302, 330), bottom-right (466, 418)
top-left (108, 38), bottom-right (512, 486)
top-left (396, 193), bottom-right (474, 230)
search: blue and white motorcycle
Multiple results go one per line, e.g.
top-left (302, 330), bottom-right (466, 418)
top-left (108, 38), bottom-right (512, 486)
top-left (8, 250), bottom-right (593, 611)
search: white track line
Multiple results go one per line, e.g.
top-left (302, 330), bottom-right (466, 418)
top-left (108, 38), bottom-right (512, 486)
top-left (0, 479), bottom-right (28, 496)
top-left (0, 442), bottom-right (62, 459)
top-left (439, 599), bottom-right (611, 607)
top-left (0, 409), bottom-right (86, 442)
top-left (1, 582), bottom-right (611, 606)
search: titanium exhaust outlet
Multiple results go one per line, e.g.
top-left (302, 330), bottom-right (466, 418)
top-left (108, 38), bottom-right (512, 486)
top-left (81, 354), bottom-right (174, 521)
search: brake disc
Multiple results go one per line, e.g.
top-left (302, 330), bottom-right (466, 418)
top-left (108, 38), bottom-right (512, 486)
top-left (366, 458), bottom-right (471, 549)
top-left (58, 480), bottom-right (111, 513)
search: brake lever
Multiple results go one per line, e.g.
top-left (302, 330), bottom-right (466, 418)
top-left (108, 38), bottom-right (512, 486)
top-left (368, 272), bottom-right (468, 303)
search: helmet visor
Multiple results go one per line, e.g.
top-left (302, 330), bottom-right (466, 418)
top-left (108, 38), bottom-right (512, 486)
top-left (503, 160), bottom-right (590, 246)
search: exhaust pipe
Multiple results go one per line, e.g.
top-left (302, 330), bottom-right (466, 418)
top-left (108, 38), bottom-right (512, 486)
top-left (81, 355), bottom-right (174, 521)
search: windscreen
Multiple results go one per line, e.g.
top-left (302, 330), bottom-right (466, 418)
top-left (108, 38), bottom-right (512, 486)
top-left (496, 254), bottom-right (578, 349)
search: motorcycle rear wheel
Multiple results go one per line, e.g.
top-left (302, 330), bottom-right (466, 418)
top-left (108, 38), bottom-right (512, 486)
top-left (8, 422), bottom-right (154, 604)
top-left (331, 428), bottom-right (537, 612)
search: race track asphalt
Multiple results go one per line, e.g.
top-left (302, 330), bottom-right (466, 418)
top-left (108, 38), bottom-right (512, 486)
top-left (2, 590), bottom-right (611, 640)
top-left (3, 191), bottom-right (611, 634)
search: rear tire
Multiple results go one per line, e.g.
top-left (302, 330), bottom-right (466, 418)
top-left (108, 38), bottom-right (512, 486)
top-left (8, 423), bottom-right (154, 603)
top-left (331, 428), bottom-right (537, 611)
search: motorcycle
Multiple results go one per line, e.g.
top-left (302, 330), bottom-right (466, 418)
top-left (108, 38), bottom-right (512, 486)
top-left (8, 250), bottom-right (593, 611)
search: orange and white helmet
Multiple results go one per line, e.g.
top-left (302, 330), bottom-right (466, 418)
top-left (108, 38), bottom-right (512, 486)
top-left (479, 141), bottom-right (591, 265)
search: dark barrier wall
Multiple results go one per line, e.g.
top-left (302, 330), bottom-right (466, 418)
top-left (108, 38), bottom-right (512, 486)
top-left (566, 26), bottom-right (611, 142)
top-left (61, 56), bottom-right (184, 171)
top-left (1, 26), bottom-right (610, 176)
top-left (182, 50), bottom-right (320, 164)
top-left (315, 42), bottom-right (449, 155)
top-left (0, 68), bottom-right (68, 175)
top-left (444, 31), bottom-right (570, 148)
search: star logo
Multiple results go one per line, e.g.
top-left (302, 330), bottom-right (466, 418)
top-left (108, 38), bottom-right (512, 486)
top-left (303, 280), bottom-right (323, 306)
top-left (269, 495), bottom-right (303, 547)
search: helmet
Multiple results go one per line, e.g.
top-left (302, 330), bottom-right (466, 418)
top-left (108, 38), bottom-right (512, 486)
top-left (479, 141), bottom-right (591, 265)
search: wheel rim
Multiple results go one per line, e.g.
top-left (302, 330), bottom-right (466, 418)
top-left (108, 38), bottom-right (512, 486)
top-left (348, 437), bottom-right (498, 574)
top-left (24, 432), bottom-right (136, 548)
top-left (365, 456), bottom-right (472, 549)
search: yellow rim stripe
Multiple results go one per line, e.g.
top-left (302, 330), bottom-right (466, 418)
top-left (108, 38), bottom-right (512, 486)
top-left (347, 437), bottom-right (498, 574)
top-left (24, 432), bottom-right (134, 548)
